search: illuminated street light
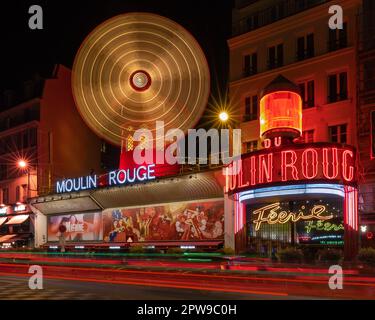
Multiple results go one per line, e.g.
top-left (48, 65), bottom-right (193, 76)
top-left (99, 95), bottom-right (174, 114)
top-left (219, 111), bottom-right (229, 122)
top-left (17, 160), bottom-right (28, 169)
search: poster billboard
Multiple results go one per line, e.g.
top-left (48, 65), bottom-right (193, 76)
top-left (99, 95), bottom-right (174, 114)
top-left (102, 200), bottom-right (224, 242)
top-left (47, 212), bottom-right (103, 242)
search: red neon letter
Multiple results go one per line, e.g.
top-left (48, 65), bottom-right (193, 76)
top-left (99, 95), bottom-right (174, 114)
top-left (259, 153), bottom-right (273, 183)
top-left (274, 136), bottom-right (282, 147)
top-left (322, 148), bottom-right (339, 179)
top-left (264, 139), bottom-right (271, 149)
top-left (342, 150), bottom-right (354, 182)
top-left (250, 156), bottom-right (257, 185)
top-left (302, 148), bottom-right (318, 179)
top-left (281, 150), bottom-right (299, 181)
top-left (238, 160), bottom-right (250, 188)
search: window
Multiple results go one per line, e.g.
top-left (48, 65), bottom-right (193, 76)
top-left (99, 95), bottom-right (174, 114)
top-left (328, 72), bottom-right (348, 103)
top-left (296, 130), bottom-right (314, 143)
top-left (101, 141), bottom-right (107, 153)
top-left (298, 80), bottom-right (315, 108)
top-left (15, 186), bottom-right (20, 202)
top-left (329, 124), bottom-right (347, 143)
top-left (243, 53), bottom-right (257, 77)
top-left (2, 188), bottom-right (8, 205)
top-left (29, 128), bottom-right (37, 147)
top-left (297, 33), bottom-right (314, 61)
top-left (328, 22), bottom-right (347, 51)
top-left (0, 164), bottom-right (7, 180)
top-left (268, 43), bottom-right (283, 69)
top-left (244, 95), bottom-right (258, 121)
top-left (22, 184), bottom-right (28, 202)
top-left (245, 140), bottom-right (258, 153)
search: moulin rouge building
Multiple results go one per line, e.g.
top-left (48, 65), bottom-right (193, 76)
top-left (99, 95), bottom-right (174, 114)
top-left (25, 9), bottom-right (361, 260)
top-left (225, 75), bottom-right (358, 260)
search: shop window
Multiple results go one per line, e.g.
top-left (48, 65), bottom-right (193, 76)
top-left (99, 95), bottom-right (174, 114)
top-left (243, 53), bottom-right (257, 77)
top-left (328, 72), bottom-right (348, 103)
top-left (268, 43), bottom-right (283, 69)
top-left (297, 33), bottom-right (314, 61)
top-left (329, 124), bottom-right (347, 143)
top-left (244, 95), bottom-right (258, 121)
top-left (298, 80), bottom-right (315, 109)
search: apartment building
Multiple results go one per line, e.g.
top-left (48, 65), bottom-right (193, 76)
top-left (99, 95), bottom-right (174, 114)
top-left (230, 0), bottom-right (360, 154)
top-left (0, 65), bottom-right (102, 247)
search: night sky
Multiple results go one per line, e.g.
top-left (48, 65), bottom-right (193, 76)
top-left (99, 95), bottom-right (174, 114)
top-left (0, 0), bottom-right (233, 112)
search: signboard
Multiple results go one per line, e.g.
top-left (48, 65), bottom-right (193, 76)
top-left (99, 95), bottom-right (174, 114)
top-left (47, 212), bottom-right (103, 242)
top-left (56, 164), bottom-right (156, 193)
top-left (225, 143), bottom-right (356, 194)
top-left (102, 200), bottom-right (224, 242)
top-left (247, 198), bottom-right (344, 246)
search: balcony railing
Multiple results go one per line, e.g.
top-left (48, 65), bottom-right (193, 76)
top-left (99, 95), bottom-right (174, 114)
top-left (328, 38), bottom-right (348, 52)
top-left (232, 0), bottom-right (327, 37)
top-left (243, 67), bottom-right (257, 77)
top-left (327, 92), bottom-right (348, 103)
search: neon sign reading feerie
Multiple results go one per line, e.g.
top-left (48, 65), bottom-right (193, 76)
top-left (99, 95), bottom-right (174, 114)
top-left (225, 144), bottom-right (356, 193)
top-left (252, 202), bottom-right (333, 231)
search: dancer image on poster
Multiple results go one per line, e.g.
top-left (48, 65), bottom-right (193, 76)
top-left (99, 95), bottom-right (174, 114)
top-left (49, 214), bottom-right (101, 242)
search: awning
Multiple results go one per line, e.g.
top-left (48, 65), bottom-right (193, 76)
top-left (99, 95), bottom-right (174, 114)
top-left (5, 215), bottom-right (29, 225)
top-left (0, 217), bottom-right (7, 226)
top-left (0, 234), bottom-right (16, 243)
top-left (91, 170), bottom-right (224, 209)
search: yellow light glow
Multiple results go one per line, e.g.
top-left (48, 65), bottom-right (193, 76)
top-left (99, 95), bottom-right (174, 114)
top-left (260, 91), bottom-right (302, 139)
top-left (219, 111), bottom-right (229, 122)
top-left (17, 160), bottom-right (27, 169)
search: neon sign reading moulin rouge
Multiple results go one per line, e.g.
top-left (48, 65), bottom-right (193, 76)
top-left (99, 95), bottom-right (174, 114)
top-left (56, 164), bottom-right (156, 193)
top-left (225, 145), bottom-right (356, 193)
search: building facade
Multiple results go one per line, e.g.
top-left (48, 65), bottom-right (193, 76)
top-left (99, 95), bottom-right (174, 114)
top-left (0, 65), bottom-right (102, 247)
top-left (226, 0), bottom-right (363, 257)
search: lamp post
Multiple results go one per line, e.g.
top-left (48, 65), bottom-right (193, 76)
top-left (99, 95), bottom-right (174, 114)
top-left (17, 159), bottom-right (31, 199)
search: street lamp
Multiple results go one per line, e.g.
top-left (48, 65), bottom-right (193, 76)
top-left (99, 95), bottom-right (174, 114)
top-left (17, 160), bottom-right (27, 169)
top-left (219, 111), bottom-right (229, 122)
top-left (17, 159), bottom-right (31, 199)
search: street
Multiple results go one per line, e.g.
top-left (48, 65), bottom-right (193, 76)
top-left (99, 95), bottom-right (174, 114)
top-left (0, 259), bottom-right (374, 300)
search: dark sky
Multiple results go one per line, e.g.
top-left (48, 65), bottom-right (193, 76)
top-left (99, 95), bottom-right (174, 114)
top-left (0, 0), bottom-right (233, 103)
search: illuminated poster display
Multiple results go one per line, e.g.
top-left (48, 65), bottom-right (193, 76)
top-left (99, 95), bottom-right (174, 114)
top-left (48, 212), bottom-right (103, 242)
top-left (247, 198), bottom-right (344, 246)
top-left (102, 200), bottom-right (224, 242)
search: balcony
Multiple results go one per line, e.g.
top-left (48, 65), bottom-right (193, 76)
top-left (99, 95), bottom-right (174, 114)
top-left (296, 49), bottom-right (315, 62)
top-left (232, 0), bottom-right (327, 37)
top-left (243, 67), bottom-right (257, 77)
top-left (243, 114), bottom-right (258, 122)
top-left (267, 59), bottom-right (283, 70)
top-left (327, 92), bottom-right (348, 104)
top-left (328, 38), bottom-right (348, 52)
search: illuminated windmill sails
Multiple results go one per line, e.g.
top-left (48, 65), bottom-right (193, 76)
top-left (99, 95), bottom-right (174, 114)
top-left (72, 13), bottom-right (210, 147)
